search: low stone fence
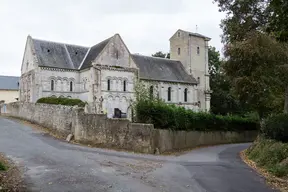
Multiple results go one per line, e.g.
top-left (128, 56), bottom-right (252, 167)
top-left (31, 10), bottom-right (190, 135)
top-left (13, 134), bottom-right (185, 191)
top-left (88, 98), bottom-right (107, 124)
top-left (5, 102), bottom-right (258, 154)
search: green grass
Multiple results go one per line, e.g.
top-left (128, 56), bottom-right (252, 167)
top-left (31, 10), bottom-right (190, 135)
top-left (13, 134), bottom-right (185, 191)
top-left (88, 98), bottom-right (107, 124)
top-left (246, 137), bottom-right (288, 177)
top-left (0, 161), bottom-right (7, 171)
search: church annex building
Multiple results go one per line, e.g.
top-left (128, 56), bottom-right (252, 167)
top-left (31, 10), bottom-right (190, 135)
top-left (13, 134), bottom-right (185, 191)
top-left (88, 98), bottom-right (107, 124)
top-left (19, 29), bottom-right (212, 118)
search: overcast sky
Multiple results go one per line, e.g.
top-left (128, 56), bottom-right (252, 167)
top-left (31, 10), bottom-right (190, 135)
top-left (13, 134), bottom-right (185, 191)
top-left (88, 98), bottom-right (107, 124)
top-left (0, 0), bottom-right (225, 76)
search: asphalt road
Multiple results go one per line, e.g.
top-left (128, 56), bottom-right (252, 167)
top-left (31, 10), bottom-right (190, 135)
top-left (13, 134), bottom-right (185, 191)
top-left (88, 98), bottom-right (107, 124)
top-left (0, 117), bottom-right (278, 192)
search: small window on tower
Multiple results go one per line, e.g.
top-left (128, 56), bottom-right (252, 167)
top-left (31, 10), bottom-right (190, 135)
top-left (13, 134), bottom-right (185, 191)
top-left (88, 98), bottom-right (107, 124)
top-left (178, 48), bottom-right (181, 55)
top-left (197, 47), bottom-right (200, 55)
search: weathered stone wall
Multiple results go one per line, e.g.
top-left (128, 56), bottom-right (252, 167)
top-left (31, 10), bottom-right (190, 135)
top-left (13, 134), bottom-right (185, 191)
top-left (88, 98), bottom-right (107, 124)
top-left (154, 129), bottom-right (258, 153)
top-left (6, 102), bottom-right (257, 154)
top-left (7, 102), bottom-right (74, 136)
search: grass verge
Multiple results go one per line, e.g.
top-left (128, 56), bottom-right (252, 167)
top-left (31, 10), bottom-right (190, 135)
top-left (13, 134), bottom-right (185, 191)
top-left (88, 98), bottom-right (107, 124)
top-left (241, 137), bottom-right (288, 192)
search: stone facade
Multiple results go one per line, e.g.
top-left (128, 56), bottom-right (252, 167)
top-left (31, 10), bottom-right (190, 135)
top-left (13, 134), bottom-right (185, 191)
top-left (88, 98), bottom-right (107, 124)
top-left (19, 29), bottom-right (212, 118)
top-left (6, 102), bottom-right (257, 154)
top-left (170, 29), bottom-right (211, 111)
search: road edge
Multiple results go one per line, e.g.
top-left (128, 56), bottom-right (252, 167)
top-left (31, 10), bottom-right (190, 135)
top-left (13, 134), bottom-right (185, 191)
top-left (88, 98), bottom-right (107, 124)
top-left (240, 150), bottom-right (288, 192)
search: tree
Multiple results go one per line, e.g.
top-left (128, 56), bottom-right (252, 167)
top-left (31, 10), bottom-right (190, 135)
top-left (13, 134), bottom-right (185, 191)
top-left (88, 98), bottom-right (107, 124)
top-left (213, 0), bottom-right (269, 44)
top-left (152, 51), bottom-right (170, 59)
top-left (208, 46), bottom-right (244, 115)
top-left (267, 0), bottom-right (288, 42)
top-left (223, 32), bottom-right (288, 117)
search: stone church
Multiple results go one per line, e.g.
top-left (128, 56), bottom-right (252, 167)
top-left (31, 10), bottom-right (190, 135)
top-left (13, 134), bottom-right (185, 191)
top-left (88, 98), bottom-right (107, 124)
top-left (20, 29), bottom-right (211, 118)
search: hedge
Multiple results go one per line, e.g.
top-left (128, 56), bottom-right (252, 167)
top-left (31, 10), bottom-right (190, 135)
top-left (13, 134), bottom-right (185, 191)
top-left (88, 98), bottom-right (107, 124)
top-left (37, 97), bottom-right (86, 107)
top-left (262, 113), bottom-right (288, 142)
top-left (135, 99), bottom-right (260, 132)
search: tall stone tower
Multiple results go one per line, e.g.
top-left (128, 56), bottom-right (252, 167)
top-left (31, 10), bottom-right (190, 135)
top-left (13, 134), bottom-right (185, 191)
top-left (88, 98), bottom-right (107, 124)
top-left (170, 29), bottom-right (212, 112)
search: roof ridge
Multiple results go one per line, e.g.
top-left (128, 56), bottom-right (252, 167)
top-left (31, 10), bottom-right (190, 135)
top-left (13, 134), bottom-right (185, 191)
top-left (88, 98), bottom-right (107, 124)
top-left (63, 44), bottom-right (76, 69)
top-left (131, 53), bottom-right (180, 62)
top-left (32, 37), bottom-right (89, 49)
top-left (78, 47), bottom-right (91, 70)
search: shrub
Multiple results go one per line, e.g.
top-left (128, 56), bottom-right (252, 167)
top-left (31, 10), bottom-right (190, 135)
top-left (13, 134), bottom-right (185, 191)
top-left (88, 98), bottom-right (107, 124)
top-left (134, 98), bottom-right (259, 132)
top-left (246, 138), bottom-right (288, 177)
top-left (262, 113), bottom-right (288, 142)
top-left (37, 97), bottom-right (86, 107)
top-left (0, 161), bottom-right (6, 171)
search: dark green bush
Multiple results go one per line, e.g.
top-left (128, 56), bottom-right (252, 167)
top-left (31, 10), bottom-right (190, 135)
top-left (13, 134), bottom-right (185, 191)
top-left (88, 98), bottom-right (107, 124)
top-left (0, 161), bottom-right (7, 171)
top-left (37, 97), bottom-right (86, 107)
top-left (134, 99), bottom-right (259, 132)
top-left (262, 113), bottom-right (288, 142)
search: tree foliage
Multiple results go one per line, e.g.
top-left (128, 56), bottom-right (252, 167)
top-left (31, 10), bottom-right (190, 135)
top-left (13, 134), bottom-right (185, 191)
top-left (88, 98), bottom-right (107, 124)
top-left (223, 32), bottom-right (288, 117)
top-left (213, 0), bottom-right (269, 44)
top-left (267, 0), bottom-right (288, 42)
top-left (152, 51), bottom-right (170, 59)
top-left (208, 46), bottom-right (244, 115)
top-left (214, 0), bottom-right (288, 117)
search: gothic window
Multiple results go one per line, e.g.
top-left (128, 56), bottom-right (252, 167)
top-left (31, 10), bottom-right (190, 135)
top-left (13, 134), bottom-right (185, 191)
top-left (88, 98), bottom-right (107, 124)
top-left (178, 48), bottom-right (181, 55)
top-left (123, 80), bottom-right (127, 92)
top-left (107, 79), bottom-right (111, 91)
top-left (51, 80), bottom-right (54, 91)
top-left (168, 87), bottom-right (171, 101)
top-left (197, 47), bottom-right (200, 55)
top-left (70, 81), bottom-right (73, 92)
top-left (184, 88), bottom-right (188, 102)
top-left (149, 86), bottom-right (153, 98)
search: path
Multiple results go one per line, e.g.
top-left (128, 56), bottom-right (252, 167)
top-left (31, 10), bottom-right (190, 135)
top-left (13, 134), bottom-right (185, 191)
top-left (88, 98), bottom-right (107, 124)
top-left (0, 117), bottom-right (277, 192)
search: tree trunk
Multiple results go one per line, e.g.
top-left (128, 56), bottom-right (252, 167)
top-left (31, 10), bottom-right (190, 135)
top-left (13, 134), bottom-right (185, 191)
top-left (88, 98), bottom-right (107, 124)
top-left (284, 86), bottom-right (288, 113)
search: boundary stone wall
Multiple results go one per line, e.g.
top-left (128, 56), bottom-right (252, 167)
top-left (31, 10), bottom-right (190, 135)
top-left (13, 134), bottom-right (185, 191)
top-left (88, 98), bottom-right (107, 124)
top-left (6, 102), bottom-right (258, 154)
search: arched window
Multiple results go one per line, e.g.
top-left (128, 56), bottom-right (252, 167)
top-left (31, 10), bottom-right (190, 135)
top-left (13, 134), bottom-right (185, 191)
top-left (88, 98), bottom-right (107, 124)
top-left (123, 80), bottom-right (127, 92)
top-left (51, 80), bottom-right (54, 91)
top-left (177, 31), bottom-right (181, 37)
top-left (149, 86), bottom-right (153, 98)
top-left (197, 47), bottom-right (200, 55)
top-left (70, 81), bottom-right (73, 92)
top-left (184, 88), bottom-right (188, 102)
top-left (168, 87), bottom-right (171, 101)
top-left (107, 79), bottom-right (111, 91)
top-left (178, 48), bottom-right (181, 55)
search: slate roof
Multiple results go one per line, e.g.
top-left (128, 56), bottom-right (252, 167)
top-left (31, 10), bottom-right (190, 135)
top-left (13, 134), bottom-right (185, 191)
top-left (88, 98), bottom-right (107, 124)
top-left (32, 38), bottom-right (89, 70)
top-left (131, 54), bottom-right (197, 84)
top-left (79, 37), bottom-right (112, 70)
top-left (0, 76), bottom-right (19, 90)
top-left (30, 35), bottom-right (197, 84)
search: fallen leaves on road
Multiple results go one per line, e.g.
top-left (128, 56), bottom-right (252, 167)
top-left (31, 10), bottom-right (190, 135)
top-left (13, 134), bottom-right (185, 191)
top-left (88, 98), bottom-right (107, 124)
top-left (240, 150), bottom-right (288, 192)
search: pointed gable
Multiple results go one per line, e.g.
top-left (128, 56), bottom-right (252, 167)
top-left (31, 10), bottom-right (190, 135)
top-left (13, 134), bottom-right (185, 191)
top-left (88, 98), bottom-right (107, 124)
top-left (94, 34), bottom-right (137, 68)
top-left (79, 37), bottom-right (112, 70)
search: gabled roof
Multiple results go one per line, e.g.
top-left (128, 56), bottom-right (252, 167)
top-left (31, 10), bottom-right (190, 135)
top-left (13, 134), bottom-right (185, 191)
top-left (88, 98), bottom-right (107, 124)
top-left (170, 29), bottom-right (211, 41)
top-left (131, 54), bottom-right (197, 84)
top-left (31, 36), bottom-right (112, 70)
top-left (79, 37), bottom-right (112, 70)
top-left (32, 38), bottom-right (89, 70)
top-left (0, 76), bottom-right (19, 90)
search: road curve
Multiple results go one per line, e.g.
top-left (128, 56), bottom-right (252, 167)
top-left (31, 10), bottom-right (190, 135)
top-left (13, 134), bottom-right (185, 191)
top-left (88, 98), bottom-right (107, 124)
top-left (0, 117), bottom-right (278, 192)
